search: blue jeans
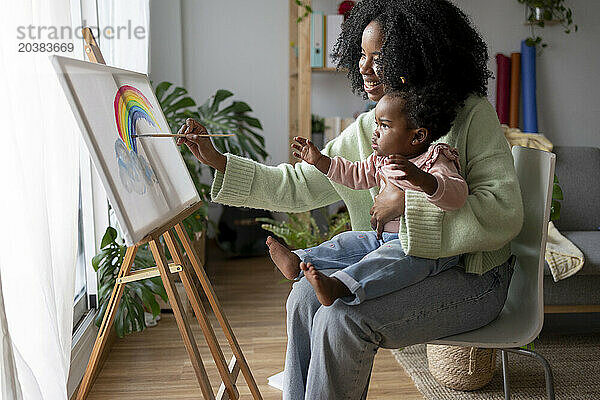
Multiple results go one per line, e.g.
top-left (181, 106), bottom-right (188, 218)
top-left (283, 257), bottom-right (514, 400)
top-left (293, 231), bottom-right (460, 305)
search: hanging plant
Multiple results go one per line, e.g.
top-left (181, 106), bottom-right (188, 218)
top-left (517, 0), bottom-right (578, 47)
top-left (295, 0), bottom-right (313, 23)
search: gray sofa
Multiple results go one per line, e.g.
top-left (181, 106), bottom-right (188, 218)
top-left (543, 146), bottom-right (600, 306)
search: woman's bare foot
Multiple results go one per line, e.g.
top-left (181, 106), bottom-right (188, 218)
top-left (301, 262), bottom-right (352, 306)
top-left (266, 236), bottom-right (301, 280)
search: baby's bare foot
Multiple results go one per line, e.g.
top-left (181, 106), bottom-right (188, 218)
top-left (301, 262), bottom-right (352, 306)
top-left (266, 236), bottom-right (301, 280)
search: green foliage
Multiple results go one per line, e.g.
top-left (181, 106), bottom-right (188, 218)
top-left (518, 0), bottom-right (578, 48)
top-left (257, 209), bottom-right (351, 250)
top-left (295, 0), bottom-right (313, 23)
top-left (187, 89), bottom-right (268, 162)
top-left (154, 82), bottom-right (210, 235)
top-left (312, 114), bottom-right (325, 134)
top-left (92, 227), bottom-right (168, 338)
top-left (550, 174), bottom-right (563, 221)
top-left (154, 82), bottom-right (268, 237)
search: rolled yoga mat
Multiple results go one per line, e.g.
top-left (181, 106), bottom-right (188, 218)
top-left (521, 40), bottom-right (538, 133)
top-left (495, 54), bottom-right (511, 125)
top-left (509, 52), bottom-right (521, 128)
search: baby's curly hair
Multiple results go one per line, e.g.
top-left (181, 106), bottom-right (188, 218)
top-left (387, 83), bottom-right (458, 142)
top-left (332, 0), bottom-right (491, 107)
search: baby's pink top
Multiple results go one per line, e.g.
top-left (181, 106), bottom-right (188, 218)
top-left (326, 143), bottom-right (468, 233)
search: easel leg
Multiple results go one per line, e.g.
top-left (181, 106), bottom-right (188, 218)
top-left (174, 224), bottom-right (263, 400)
top-left (149, 239), bottom-right (215, 400)
top-left (163, 229), bottom-right (239, 399)
top-left (76, 245), bottom-right (138, 400)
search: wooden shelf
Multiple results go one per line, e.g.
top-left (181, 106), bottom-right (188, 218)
top-left (312, 67), bottom-right (343, 72)
top-left (289, 0), bottom-right (311, 163)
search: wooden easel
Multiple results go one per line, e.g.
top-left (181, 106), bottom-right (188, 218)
top-left (77, 28), bottom-right (262, 400)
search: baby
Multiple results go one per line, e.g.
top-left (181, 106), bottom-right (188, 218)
top-left (266, 90), bottom-right (469, 306)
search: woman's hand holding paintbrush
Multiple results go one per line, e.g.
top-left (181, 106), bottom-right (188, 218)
top-left (175, 118), bottom-right (227, 173)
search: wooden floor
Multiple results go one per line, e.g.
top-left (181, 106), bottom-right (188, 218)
top-left (85, 246), bottom-right (423, 399)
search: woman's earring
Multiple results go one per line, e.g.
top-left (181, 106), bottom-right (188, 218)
top-left (400, 76), bottom-right (407, 84)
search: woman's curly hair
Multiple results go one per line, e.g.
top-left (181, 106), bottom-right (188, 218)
top-left (332, 0), bottom-right (492, 108)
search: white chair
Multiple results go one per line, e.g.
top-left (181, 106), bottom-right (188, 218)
top-left (430, 146), bottom-right (557, 400)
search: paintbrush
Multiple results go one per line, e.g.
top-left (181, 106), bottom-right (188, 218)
top-left (133, 133), bottom-right (235, 138)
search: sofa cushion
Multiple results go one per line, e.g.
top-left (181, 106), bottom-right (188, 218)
top-left (544, 275), bottom-right (600, 305)
top-left (544, 231), bottom-right (600, 276)
top-left (552, 146), bottom-right (600, 232)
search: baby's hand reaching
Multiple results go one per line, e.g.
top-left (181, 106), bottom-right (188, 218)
top-left (291, 136), bottom-right (321, 164)
top-left (291, 136), bottom-right (331, 174)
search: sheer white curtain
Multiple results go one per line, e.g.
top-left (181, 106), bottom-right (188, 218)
top-left (98, 0), bottom-right (150, 73)
top-left (0, 0), bottom-right (79, 398)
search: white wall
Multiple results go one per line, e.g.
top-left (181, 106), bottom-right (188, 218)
top-left (149, 0), bottom-right (184, 85)
top-left (150, 0), bottom-right (599, 167)
top-left (455, 0), bottom-right (600, 147)
top-left (180, 0), bottom-right (289, 166)
top-left (150, 0), bottom-right (367, 166)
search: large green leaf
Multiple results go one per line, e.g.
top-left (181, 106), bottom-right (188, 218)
top-left (154, 81), bottom-right (172, 101)
top-left (94, 299), bottom-right (109, 327)
top-left (210, 89), bottom-right (234, 112)
top-left (114, 303), bottom-right (125, 338)
top-left (101, 227), bottom-right (118, 248)
top-left (163, 97), bottom-right (196, 115)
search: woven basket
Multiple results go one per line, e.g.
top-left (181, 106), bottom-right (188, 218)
top-left (426, 344), bottom-right (496, 391)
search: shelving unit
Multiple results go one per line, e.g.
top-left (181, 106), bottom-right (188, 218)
top-left (289, 0), bottom-right (346, 163)
top-left (289, 1), bottom-right (363, 164)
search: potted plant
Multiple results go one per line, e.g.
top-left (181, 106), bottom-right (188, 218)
top-left (92, 227), bottom-right (167, 337)
top-left (517, 0), bottom-right (578, 47)
top-left (257, 207), bottom-right (350, 250)
top-left (154, 82), bottom-right (268, 261)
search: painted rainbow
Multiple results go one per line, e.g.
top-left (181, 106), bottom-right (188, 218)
top-left (113, 85), bottom-right (160, 153)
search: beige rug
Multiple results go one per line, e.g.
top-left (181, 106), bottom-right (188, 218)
top-left (392, 335), bottom-right (600, 399)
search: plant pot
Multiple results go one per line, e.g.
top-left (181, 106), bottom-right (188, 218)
top-left (426, 344), bottom-right (496, 391)
top-left (217, 206), bottom-right (272, 257)
top-left (155, 281), bottom-right (192, 314)
top-left (192, 229), bottom-right (206, 268)
top-left (527, 6), bottom-right (559, 26)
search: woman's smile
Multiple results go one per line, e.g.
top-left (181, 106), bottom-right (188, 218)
top-left (363, 78), bottom-right (382, 94)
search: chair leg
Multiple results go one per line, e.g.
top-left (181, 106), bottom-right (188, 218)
top-left (504, 348), bottom-right (556, 400)
top-left (501, 350), bottom-right (511, 400)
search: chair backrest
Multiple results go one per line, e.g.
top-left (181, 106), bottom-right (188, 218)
top-left (504, 146), bottom-right (555, 344)
top-left (428, 146), bottom-right (556, 348)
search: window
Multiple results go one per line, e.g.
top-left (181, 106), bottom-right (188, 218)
top-left (72, 178), bottom-right (88, 332)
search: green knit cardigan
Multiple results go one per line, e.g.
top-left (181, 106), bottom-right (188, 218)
top-left (211, 96), bottom-right (523, 274)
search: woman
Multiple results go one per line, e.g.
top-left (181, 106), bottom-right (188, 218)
top-left (178, 0), bottom-right (523, 398)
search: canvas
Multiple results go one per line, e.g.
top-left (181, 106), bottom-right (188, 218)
top-left (52, 55), bottom-right (199, 245)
